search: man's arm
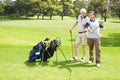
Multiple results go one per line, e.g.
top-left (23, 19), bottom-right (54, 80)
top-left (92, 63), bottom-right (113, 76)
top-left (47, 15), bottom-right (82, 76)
top-left (86, 22), bottom-right (92, 33)
top-left (100, 27), bottom-right (105, 35)
top-left (69, 21), bottom-right (78, 33)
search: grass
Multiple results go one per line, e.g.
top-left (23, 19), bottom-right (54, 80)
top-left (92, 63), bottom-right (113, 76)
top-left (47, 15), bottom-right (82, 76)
top-left (0, 16), bottom-right (120, 80)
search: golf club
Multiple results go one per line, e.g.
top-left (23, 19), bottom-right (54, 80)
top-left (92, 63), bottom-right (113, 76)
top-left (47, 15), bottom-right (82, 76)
top-left (70, 32), bottom-right (74, 58)
top-left (91, 27), bottom-right (102, 37)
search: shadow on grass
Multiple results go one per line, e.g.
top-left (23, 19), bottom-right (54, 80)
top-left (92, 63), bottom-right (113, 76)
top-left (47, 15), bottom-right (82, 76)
top-left (110, 21), bottom-right (120, 23)
top-left (24, 61), bottom-right (37, 67)
top-left (52, 61), bottom-right (96, 68)
top-left (68, 39), bottom-right (75, 42)
top-left (51, 61), bottom-right (96, 80)
top-left (24, 60), bottom-right (95, 80)
top-left (101, 33), bottom-right (120, 47)
top-left (24, 60), bottom-right (49, 67)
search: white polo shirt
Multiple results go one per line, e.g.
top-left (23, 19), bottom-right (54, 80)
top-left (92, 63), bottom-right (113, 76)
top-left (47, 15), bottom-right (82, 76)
top-left (87, 19), bottom-right (100, 38)
top-left (77, 15), bottom-right (89, 32)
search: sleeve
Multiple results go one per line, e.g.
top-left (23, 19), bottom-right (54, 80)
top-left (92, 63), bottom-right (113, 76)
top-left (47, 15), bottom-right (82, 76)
top-left (85, 17), bottom-right (90, 28)
top-left (99, 24), bottom-right (104, 28)
top-left (86, 22), bottom-right (90, 28)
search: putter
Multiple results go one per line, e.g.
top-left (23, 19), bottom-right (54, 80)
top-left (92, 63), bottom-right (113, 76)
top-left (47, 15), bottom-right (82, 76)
top-left (70, 32), bottom-right (74, 58)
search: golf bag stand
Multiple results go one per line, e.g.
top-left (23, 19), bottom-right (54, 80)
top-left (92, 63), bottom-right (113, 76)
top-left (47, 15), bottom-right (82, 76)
top-left (40, 49), bottom-right (53, 65)
top-left (55, 47), bottom-right (68, 64)
top-left (40, 50), bottom-right (45, 65)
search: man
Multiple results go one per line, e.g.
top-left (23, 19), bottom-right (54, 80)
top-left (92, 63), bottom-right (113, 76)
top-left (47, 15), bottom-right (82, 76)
top-left (69, 8), bottom-right (89, 62)
top-left (86, 11), bottom-right (105, 67)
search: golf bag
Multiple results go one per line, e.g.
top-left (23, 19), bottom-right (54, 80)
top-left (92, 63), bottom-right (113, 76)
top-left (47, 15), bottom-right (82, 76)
top-left (28, 38), bottom-right (61, 62)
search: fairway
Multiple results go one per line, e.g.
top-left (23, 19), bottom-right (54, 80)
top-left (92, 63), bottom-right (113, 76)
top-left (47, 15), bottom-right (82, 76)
top-left (0, 17), bottom-right (120, 80)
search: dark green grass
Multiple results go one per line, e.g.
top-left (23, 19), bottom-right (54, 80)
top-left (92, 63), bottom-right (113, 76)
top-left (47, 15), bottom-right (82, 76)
top-left (0, 17), bottom-right (120, 80)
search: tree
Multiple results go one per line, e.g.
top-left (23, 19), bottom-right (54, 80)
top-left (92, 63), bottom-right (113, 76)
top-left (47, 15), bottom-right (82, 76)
top-left (2, 0), bottom-right (16, 17)
top-left (110, 0), bottom-right (120, 19)
top-left (14, 0), bottom-right (33, 19)
top-left (2, 0), bottom-right (12, 5)
top-left (31, 0), bottom-right (42, 19)
top-left (31, 0), bottom-right (49, 20)
top-left (47, 0), bottom-right (57, 20)
top-left (4, 5), bottom-right (16, 16)
top-left (59, 0), bottom-right (73, 20)
top-left (32, 0), bottom-right (60, 20)
top-left (87, 0), bottom-right (107, 21)
top-left (0, 1), bottom-right (5, 16)
top-left (73, 0), bottom-right (86, 19)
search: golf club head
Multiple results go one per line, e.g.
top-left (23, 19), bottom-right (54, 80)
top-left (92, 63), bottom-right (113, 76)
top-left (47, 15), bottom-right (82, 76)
top-left (44, 38), bottom-right (50, 41)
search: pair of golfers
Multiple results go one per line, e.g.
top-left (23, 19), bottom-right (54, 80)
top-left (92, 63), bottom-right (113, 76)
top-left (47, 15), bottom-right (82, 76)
top-left (69, 8), bottom-right (104, 67)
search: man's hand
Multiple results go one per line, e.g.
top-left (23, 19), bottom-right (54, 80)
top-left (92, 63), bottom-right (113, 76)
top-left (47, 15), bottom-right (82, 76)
top-left (89, 30), bottom-right (93, 33)
top-left (99, 32), bottom-right (103, 37)
top-left (99, 28), bottom-right (104, 37)
top-left (83, 23), bottom-right (86, 29)
top-left (87, 27), bottom-right (92, 33)
top-left (82, 19), bottom-right (86, 28)
top-left (69, 29), bottom-right (72, 33)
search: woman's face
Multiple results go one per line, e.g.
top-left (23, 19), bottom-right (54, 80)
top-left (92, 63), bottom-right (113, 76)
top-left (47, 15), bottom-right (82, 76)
top-left (89, 13), bottom-right (95, 19)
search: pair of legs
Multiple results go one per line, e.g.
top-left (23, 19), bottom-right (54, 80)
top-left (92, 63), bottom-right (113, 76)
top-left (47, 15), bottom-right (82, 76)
top-left (74, 43), bottom-right (86, 58)
top-left (71, 33), bottom-right (87, 61)
top-left (87, 38), bottom-right (101, 64)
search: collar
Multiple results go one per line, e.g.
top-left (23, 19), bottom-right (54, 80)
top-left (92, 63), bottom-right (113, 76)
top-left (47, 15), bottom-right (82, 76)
top-left (90, 19), bottom-right (95, 22)
top-left (81, 16), bottom-right (86, 19)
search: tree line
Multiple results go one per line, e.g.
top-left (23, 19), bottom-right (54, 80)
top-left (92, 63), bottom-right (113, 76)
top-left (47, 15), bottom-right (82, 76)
top-left (0, 0), bottom-right (120, 20)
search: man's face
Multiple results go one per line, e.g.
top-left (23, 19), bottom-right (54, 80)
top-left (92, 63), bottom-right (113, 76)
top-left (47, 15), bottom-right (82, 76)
top-left (89, 13), bottom-right (95, 19)
top-left (81, 11), bottom-right (86, 18)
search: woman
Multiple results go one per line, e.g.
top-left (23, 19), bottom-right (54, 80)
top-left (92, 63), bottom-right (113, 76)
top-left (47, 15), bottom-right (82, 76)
top-left (86, 11), bottom-right (105, 67)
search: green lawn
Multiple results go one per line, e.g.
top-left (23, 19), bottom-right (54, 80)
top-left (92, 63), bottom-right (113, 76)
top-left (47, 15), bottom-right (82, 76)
top-left (0, 17), bottom-right (120, 80)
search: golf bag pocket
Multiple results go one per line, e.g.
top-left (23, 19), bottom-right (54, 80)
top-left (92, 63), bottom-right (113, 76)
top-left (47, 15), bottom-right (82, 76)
top-left (28, 42), bottom-right (46, 62)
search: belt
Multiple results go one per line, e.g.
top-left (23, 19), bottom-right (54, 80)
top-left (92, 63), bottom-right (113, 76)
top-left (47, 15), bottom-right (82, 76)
top-left (78, 31), bottom-right (87, 34)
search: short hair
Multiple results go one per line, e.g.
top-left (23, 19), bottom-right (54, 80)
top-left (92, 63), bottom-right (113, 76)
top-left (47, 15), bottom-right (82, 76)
top-left (89, 11), bottom-right (95, 15)
top-left (80, 8), bottom-right (87, 13)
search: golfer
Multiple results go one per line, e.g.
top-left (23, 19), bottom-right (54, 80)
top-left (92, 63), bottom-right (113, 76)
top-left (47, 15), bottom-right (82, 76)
top-left (69, 8), bottom-right (89, 62)
top-left (86, 11), bottom-right (105, 67)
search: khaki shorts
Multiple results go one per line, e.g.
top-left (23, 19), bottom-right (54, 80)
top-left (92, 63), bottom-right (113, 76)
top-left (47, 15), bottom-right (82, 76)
top-left (75, 33), bottom-right (87, 45)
